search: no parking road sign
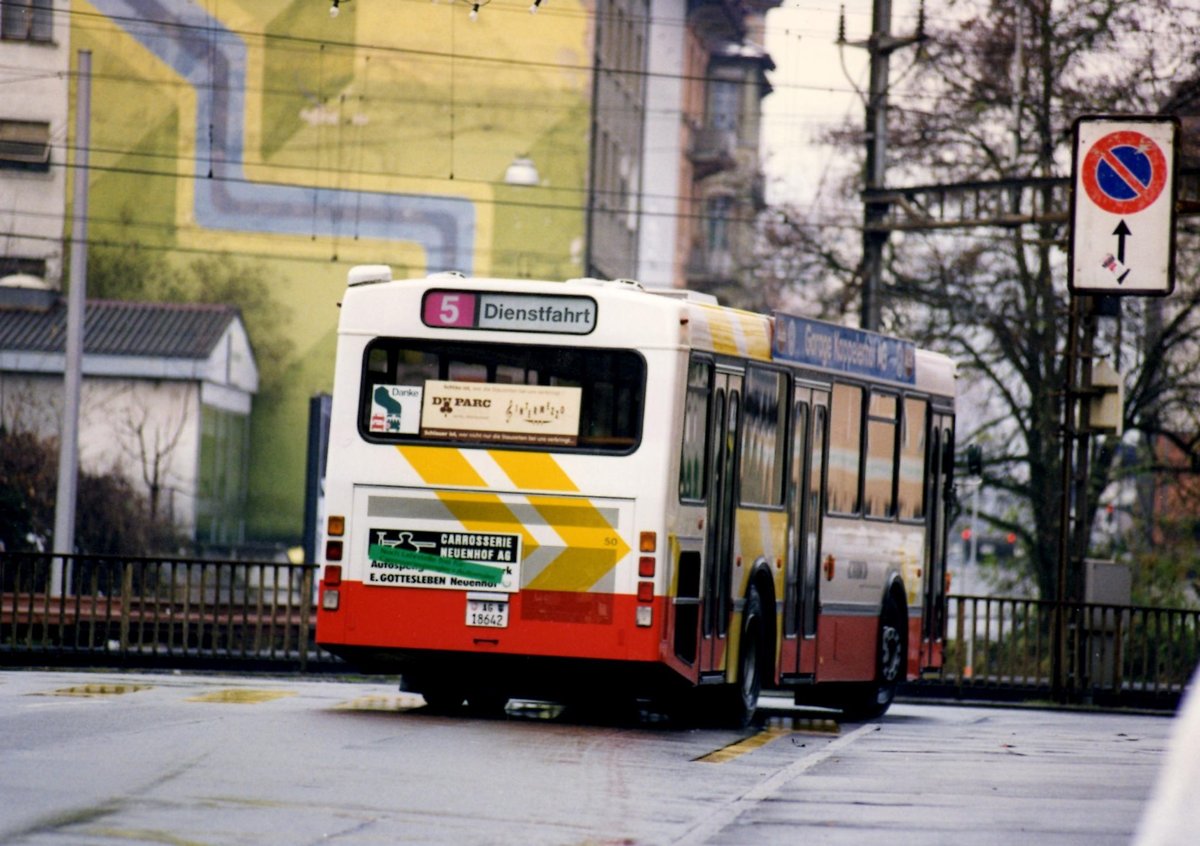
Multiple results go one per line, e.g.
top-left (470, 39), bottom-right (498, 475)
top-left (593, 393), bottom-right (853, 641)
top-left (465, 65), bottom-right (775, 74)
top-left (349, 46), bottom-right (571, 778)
top-left (1070, 116), bottom-right (1179, 296)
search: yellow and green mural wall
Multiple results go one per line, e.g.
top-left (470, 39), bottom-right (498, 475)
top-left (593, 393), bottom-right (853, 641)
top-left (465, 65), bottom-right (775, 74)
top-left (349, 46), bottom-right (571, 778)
top-left (72, 0), bottom-right (593, 542)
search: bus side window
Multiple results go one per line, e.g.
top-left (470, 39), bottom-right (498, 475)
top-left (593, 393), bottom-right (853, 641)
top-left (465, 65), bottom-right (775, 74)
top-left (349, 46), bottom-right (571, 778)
top-left (828, 383), bottom-right (863, 514)
top-left (680, 358), bottom-right (712, 501)
top-left (899, 396), bottom-right (928, 521)
top-left (740, 366), bottom-right (787, 507)
top-left (864, 392), bottom-right (898, 519)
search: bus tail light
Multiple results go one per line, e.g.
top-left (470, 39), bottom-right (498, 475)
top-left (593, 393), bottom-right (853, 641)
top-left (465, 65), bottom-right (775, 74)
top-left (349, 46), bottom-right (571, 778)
top-left (321, 565), bottom-right (342, 611)
top-left (325, 514), bottom-right (346, 562)
top-left (637, 531), bottom-right (656, 626)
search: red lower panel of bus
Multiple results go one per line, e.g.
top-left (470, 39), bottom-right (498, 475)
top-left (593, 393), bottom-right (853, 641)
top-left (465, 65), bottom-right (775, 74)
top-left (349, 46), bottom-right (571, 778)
top-left (811, 615), bottom-right (940, 683)
top-left (814, 614), bottom-right (877, 682)
top-left (318, 580), bottom-right (663, 664)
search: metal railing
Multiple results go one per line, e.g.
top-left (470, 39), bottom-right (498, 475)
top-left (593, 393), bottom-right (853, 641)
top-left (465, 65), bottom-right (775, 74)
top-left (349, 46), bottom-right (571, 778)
top-left (0, 551), bottom-right (340, 671)
top-left (4, 552), bottom-right (1197, 709)
top-left (918, 594), bottom-right (1200, 710)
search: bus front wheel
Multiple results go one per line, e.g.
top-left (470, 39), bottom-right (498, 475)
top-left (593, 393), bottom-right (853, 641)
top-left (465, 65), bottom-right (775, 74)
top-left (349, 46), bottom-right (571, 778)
top-left (717, 584), bottom-right (765, 728)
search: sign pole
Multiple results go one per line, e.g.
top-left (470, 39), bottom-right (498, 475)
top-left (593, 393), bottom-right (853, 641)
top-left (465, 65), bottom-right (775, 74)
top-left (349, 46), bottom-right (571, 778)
top-left (1056, 115), bottom-right (1179, 701)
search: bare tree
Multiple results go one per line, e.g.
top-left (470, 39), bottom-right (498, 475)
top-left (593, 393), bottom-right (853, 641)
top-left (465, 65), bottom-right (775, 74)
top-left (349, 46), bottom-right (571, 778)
top-left (758, 0), bottom-right (1200, 600)
top-left (108, 386), bottom-right (192, 526)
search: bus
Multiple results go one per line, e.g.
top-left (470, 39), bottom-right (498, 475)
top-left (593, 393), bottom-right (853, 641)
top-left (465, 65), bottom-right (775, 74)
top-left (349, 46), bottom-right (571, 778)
top-left (316, 266), bottom-right (956, 724)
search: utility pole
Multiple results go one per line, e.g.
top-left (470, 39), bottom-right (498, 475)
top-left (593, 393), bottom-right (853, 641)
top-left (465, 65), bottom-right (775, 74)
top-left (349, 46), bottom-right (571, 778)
top-left (840, 1), bottom-right (924, 331)
top-left (51, 50), bottom-right (92, 594)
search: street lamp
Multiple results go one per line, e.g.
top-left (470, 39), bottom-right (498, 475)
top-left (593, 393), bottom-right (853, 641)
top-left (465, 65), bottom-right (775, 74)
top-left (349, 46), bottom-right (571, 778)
top-left (503, 154), bottom-right (539, 186)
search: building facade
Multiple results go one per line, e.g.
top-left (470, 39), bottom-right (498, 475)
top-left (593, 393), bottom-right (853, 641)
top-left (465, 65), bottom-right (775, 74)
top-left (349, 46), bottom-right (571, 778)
top-left (0, 1), bottom-right (782, 545)
top-left (601, 0), bottom-right (780, 293)
top-left (0, 283), bottom-right (258, 547)
top-left (0, 0), bottom-right (69, 287)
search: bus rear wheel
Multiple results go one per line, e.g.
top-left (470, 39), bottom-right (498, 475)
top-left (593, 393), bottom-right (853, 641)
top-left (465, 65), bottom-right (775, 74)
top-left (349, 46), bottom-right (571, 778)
top-left (840, 591), bottom-right (906, 721)
top-left (420, 686), bottom-right (466, 713)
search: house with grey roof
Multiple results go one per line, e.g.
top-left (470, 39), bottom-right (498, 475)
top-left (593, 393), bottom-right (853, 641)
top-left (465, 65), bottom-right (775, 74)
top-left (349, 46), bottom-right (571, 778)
top-left (0, 279), bottom-right (258, 546)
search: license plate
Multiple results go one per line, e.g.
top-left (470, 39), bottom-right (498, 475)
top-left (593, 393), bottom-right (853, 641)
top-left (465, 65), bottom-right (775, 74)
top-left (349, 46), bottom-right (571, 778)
top-left (466, 595), bottom-right (509, 628)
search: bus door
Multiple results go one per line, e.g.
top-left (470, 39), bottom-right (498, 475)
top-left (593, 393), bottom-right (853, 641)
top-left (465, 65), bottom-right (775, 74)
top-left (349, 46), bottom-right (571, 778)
top-left (701, 370), bottom-right (741, 675)
top-left (921, 412), bottom-right (955, 669)
top-left (782, 388), bottom-right (827, 678)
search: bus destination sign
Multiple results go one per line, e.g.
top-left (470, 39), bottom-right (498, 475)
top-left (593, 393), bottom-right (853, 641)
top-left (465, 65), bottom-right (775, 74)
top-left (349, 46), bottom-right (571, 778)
top-left (773, 312), bottom-right (916, 385)
top-left (423, 289), bottom-right (597, 335)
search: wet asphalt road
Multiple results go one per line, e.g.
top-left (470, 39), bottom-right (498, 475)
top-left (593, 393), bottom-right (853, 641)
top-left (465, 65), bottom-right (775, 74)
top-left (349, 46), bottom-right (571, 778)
top-left (0, 670), bottom-right (1174, 845)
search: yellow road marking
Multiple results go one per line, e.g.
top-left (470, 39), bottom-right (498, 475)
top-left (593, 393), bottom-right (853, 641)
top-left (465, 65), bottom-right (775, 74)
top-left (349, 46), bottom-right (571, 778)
top-left (187, 689), bottom-right (296, 704)
top-left (333, 694), bottom-right (425, 712)
top-left (40, 684), bottom-right (152, 697)
top-left (694, 726), bottom-right (793, 764)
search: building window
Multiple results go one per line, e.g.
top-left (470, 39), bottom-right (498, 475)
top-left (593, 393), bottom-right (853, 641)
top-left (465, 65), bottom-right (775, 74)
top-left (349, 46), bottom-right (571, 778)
top-left (707, 77), bottom-right (740, 132)
top-left (0, 120), bottom-right (51, 171)
top-left (197, 405), bottom-right (250, 546)
top-left (1, 1), bottom-right (53, 43)
top-left (0, 256), bottom-right (46, 278)
top-left (705, 195), bottom-right (733, 252)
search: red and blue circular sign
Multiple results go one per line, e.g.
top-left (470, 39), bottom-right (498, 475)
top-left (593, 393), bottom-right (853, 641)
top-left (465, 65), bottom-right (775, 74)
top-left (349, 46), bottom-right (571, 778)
top-left (1081, 130), bottom-right (1168, 214)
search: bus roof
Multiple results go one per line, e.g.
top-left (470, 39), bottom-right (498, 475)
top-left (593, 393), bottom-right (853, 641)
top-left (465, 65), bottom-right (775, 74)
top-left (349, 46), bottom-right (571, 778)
top-left (340, 268), bottom-right (954, 394)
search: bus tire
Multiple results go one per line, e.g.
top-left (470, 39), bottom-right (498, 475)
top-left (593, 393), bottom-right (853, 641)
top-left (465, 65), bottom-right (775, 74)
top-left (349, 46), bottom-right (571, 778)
top-left (465, 690), bottom-right (509, 718)
top-left (718, 584), bottom-right (765, 728)
top-left (841, 590), bottom-right (906, 721)
top-left (420, 686), bottom-right (466, 713)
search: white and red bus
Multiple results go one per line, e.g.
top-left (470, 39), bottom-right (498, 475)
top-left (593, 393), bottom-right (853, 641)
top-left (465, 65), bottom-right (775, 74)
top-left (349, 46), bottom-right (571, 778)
top-left (316, 266), bottom-right (956, 723)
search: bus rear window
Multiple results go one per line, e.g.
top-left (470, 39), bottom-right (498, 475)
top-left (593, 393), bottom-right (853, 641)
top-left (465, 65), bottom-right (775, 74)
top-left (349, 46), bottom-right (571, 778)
top-left (359, 339), bottom-right (645, 452)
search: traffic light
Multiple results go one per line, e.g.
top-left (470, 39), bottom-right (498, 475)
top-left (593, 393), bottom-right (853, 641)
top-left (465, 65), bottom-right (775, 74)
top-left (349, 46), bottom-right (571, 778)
top-left (966, 444), bottom-right (983, 477)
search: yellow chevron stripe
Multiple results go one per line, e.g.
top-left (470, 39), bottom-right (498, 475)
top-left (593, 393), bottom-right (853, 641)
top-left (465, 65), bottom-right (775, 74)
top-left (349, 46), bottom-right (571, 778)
top-left (395, 446), bottom-right (630, 593)
top-left (523, 495), bottom-right (631, 591)
top-left (397, 445), bottom-right (486, 488)
top-left (488, 450), bottom-right (578, 492)
top-left (436, 490), bottom-right (541, 559)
